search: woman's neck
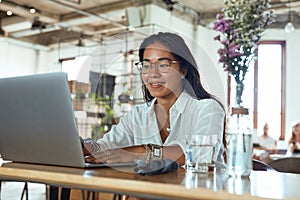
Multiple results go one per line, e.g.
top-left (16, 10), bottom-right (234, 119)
top-left (154, 104), bottom-right (170, 143)
top-left (156, 91), bottom-right (181, 112)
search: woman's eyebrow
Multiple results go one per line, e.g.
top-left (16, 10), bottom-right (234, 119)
top-left (158, 57), bottom-right (172, 61)
top-left (142, 57), bottom-right (172, 61)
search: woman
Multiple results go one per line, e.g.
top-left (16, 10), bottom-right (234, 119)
top-left (84, 32), bottom-right (225, 167)
top-left (288, 122), bottom-right (300, 154)
top-left (257, 123), bottom-right (277, 149)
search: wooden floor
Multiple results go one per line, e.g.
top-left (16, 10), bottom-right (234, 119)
top-left (1, 181), bottom-right (46, 200)
top-left (0, 181), bottom-right (116, 200)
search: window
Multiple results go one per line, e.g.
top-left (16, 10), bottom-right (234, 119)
top-left (254, 41), bottom-right (286, 140)
top-left (61, 56), bottom-right (91, 83)
top-left (228, 41), bottom-right (286, 140)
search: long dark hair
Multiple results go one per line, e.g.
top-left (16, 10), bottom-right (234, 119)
top-left (137, 32), bottom-right (227, 161)
top-left (138, 32), bottom-right (212, 102)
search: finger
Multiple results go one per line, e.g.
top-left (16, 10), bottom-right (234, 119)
top-left (95, 150), bottom-right (121, 163)
top-left (84, 157), bottom-right (95, 163)
top-left (90, 151), bottom-right (114, 163)
top-left (86, 155), bottom-right (106, 164)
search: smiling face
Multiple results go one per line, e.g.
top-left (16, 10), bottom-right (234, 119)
top-left (141, 42), bottom-right (186, 103)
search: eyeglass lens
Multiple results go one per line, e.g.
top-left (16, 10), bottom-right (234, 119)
top-left (137, 59), bottom-right (173, 73)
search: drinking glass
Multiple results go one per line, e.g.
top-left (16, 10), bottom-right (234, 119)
top-left (185, 134), bottom-right (217, 173)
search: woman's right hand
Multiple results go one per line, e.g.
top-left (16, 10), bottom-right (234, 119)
top-left (80, 137), bottom-right (101, 156)
top-left (82, 145), bottom-right (92, 156)
top-left (85, 146), bottom-right (146, 164)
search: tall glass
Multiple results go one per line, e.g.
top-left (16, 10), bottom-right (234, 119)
top-left (185, 134), bottom-right (217, 173)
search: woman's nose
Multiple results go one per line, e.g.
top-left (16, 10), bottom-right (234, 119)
top-left (148, 64), bottom-right (160, 77)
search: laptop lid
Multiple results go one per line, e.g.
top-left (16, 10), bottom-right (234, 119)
top-left (0, 72), bottom-right (89, 168)
top-left (0, 72), bottom-right (136, 168)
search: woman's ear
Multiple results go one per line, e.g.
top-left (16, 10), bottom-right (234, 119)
top-left (180, 69), bottom-right (187, 78)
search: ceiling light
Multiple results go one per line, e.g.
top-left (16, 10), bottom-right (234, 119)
top-left (29, 7), bottom-right (36, 14)
top-left (285, 0), bottom-right (294, 33)
top-left (76, 38), bottom-right (84, 47)
top-left (6, 11), bottom-right (13, 16)
top-left (76, 32), bottom-right (84, 47)
top-left (31, 17), bottom-right (46, 30)
top-left (285, 22), bottom-right (294, 33)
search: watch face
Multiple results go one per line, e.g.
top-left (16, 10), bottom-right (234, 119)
top-left (153, 146), bottom-right (162, 158)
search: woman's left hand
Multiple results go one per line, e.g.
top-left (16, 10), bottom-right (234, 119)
top-left (85, 146), bottom-right (146, 164)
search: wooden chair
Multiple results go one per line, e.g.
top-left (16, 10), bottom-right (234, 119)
top-left (268, 157), bottom-right (300, 174)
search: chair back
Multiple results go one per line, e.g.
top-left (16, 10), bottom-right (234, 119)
top-left (268, 157), bottom-right (300, 174)
top-left (252, 159), bottom-right (274, 171)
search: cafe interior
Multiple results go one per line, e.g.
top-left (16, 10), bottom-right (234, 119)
top-left (0, 0), bottom-right (300, 199)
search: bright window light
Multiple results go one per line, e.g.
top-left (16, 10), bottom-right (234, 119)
top-left (61, 56), bottom-right (91, 83)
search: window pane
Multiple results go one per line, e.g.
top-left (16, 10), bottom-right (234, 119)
top-left (257, 44), bottom-right (282, 140)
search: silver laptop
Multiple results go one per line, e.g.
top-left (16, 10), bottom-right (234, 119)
top-left (0, 72), bottom-right (134, 168)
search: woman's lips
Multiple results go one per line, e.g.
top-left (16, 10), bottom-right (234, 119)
top-left (149, 82), bottom-right (163, 88)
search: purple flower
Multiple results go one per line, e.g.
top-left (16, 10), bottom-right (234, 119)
top-left (216, 13), bottom-right (224, 20)
top-left (223, 65), bottom-right (229, 72)
top-left (213, 0), bottom-right (275, 84)
top-left (221, 39), bottom-right (228, 45)
top-left (214, 35), bottom-right (221, 41)
top-left (219, 56), bottom-right (225, 63)
top-left (217, 48), bottom-right (226, 55)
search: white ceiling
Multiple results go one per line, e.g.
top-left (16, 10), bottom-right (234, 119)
top-left (0, 0), bottom-right (299, 48)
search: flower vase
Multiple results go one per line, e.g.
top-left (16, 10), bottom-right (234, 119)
top-left (235, 82), bottom-right (244, 107)
top-left (226, 107), bottom-right (253, 177)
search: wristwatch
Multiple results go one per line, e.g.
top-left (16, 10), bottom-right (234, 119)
top-left (144, 144), bottom-right (163, 161)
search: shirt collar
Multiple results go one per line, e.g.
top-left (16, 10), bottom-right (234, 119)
top-left (172, 90), bottom-right (191, 113)
top-left (147, 97), bottom-right (156, 116)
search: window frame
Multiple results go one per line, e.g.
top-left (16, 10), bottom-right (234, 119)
top-left (254, 40), bottom-right (286, 140)
top-left (227, 40), bottom-right (286, 140)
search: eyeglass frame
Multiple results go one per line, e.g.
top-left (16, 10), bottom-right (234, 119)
top-left (135, 58), bottom-right (179, 74)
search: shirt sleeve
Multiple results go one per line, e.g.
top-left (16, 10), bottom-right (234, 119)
top-left (96, 109), bottom-right (136, 151)
top-left (95, 104), bottom-right (159, 151)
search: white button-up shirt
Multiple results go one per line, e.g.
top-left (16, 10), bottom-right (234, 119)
top-left (97, 91), bottom-right (225, 165)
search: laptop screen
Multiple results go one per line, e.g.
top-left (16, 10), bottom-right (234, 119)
top-left (0, 72), bottom-right (86, 168)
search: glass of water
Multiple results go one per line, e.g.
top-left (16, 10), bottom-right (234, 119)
top-left (185, 134), bottom-right (217, 173)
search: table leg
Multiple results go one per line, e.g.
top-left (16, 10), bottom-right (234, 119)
top-left (49, 186), bottom-right (70, 200)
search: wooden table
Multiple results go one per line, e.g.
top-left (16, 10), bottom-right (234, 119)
top-left (0, 161), bottom-right (300, 200)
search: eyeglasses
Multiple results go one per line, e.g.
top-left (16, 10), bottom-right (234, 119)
top-left (135, 59), bottom-right (178, 74)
